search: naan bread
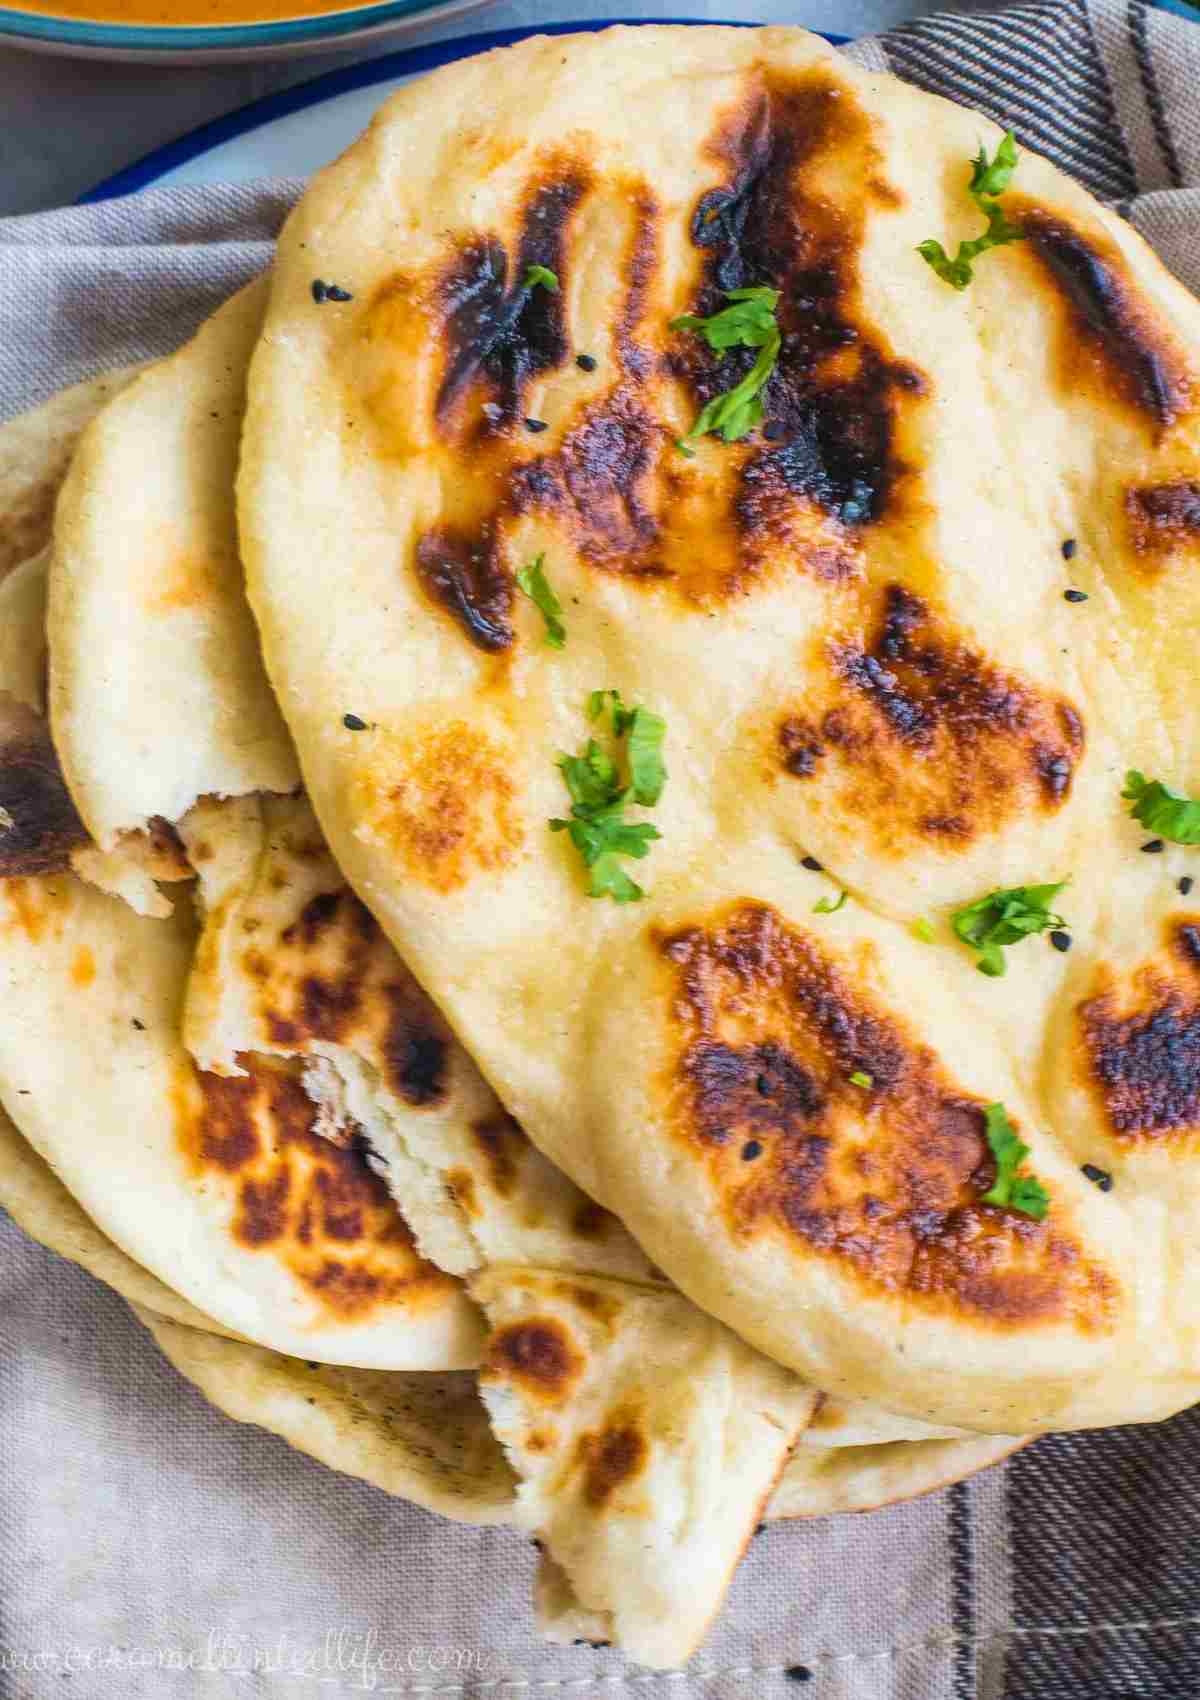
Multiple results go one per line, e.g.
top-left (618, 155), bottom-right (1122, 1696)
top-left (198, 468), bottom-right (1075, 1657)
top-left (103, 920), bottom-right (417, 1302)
top-left (0, 366), bottom-right (142, 583)
top-left (181, 788), bottom-right (655, 1286)
top-left (473, 1265), bottom-right (812, 1666)
top-left (770, 1432), bottom-right (1026, 1519)
top-left (0, 1104), bottom-right (232, 1336)
top-left (0, 573), bottom-right (480, 1371)
top-left (129, 1305), bottom-right (1014, 1536)
top-left (36, 279), bottom-right (815, 1664)
top-left (240, 23), bottom-right (1200, 1432)
top-left (49, 280), bottom-right (298, 909)
top-left (0, 863), bottom-right (482, 1368)
top-left (133, 1309), bottom-right (517, 1526)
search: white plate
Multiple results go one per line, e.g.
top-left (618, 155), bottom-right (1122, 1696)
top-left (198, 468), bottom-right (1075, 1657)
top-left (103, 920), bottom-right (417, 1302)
top-left (81, 17), bottom-right (847, 200)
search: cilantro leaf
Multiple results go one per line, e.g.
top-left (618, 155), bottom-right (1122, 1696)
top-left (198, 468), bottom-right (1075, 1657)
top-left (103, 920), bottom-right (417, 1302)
top-left (918, 131), bottom-right (1025, 291)
top-left (557, 741), bottom-right (621, 811)
top-left (952, 881), bottom-right (1068, 976)
top-left (814, 889), bottom-right (849, 914)
top-left (849, 1071), bottom-right (873, 1089)
top-left (672, 287), bottom-right (783, 449)
top-left (523, 264), bottom-right (560, 293)
top-left (588, 688), bottom-right (635, 736)
top-left (627, 706), bottom-right (667, 806)
top-left (551, 700), bottom-right (667, 901)
top-left (670, 286), bottom-right (781, 349)
top-left (1122, 770), bottom-right (1200, 845)
top-left (516, 553), bottom-right (566, 649)
top-left (549, 793), bottom-right (660, 903)
top-left (980, 1102), bottom-right (1050, 1220)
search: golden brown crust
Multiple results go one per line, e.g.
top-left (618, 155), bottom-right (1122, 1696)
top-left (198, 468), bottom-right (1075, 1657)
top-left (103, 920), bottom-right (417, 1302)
top-left (1020, 205), bottom-right (1195, 432)
top-left (1077, 919), bottom-right (1200, 1142)
top-left (173, 1054), bottom-right (458, 1320)
top-left (775, 583), bottom-right (1083, 852)
top-left (352, 722), bottom-right (524, 894)
top-left (660, 902), bottom-right (1119, 1331)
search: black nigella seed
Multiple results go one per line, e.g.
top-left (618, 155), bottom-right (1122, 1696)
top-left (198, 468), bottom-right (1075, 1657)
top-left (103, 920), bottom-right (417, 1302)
top-left (1142, 839), bottom-right (1165, 853)
top-left (1061, 538), bottom-right (1078, 560)
top-left (756, 1074), bottom-right (772, 1096)
top-left (785, 1669), bottom-right (813, 1685)
top-left (754, 1522), bottom-right (767, 1537)
top-left (311, 278), bottom-right (328, 303)
top-left (575, 353), bottom-right (598, 372)
top-left (525, 417), bottom-right (549, 433)
top-left (801, 855), bottom-right (824, 872)
top-left (131, 1018), bottom-right (145, 1030)
top-left (1180, 876), bottom-right (1195, 896)
top-left (1049, 930), bottom-right (1072, 953)
top-left (343, 713), bottom-right (367, 731)
top-left (763, 420), bottom-right (786, 442)
top-left (1063, 588), bottom-right (1088, 603)
top-left (326, 284), bottom-right (353, 302)
top-left (1081, 1163), bottom-right (1113, 1193)
top-left (741, 1139), bottom-right (763, 1161)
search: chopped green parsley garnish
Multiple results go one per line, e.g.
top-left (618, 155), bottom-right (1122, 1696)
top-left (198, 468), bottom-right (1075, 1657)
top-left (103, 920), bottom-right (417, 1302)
top-left (585, 690), bottom-right (666, 804)
top-left (550, 699), bottom-right (666, 901)
top-left (918, 132), bottom-right (1025, 290)
top-left (911, 917), bottom-right (936, 943)
top-left (849, 1071), bottom-right (873, 1089)
top-left (523, 264), bottom-right (560, 293)
top-left (981, 1102), bottom-right (1050, 1219)
top-left (671, 286), bottom-right (782, 451)
top-left (813, 889), bottom-right (848, 915)
top-left (515, 554), bottom-right (565, 649)
top-left (952, 881), bottom-right (1068, 976)
top-left (1122, 770), bottom-right (1200, 845)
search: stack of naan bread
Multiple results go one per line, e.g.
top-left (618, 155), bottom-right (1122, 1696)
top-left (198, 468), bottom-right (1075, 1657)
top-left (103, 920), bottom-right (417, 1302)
top-left (3, 23), bottom-right (1200, 1667)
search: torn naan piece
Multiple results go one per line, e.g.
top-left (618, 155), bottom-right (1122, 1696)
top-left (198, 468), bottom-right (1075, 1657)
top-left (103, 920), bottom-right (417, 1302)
top-left (180, 784), bottom-right (815, 1665)
top-left (473, 1266), bottom-right (813, 1667)
top-left (240, 22), bottom-right (1200, 1433)
top-left (0, 583), bottom-right (480, 1370)
top-left (0, 862), bottom-right (483, 1369)
top-left (48, 280), bottom-right (297, 916)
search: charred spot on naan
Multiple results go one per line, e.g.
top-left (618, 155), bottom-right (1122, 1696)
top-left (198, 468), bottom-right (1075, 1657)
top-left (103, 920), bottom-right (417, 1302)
top-left (776, 584), bottom-right (1083, 850)
top-left (483, 1315), bottom-right (586, 1404)
top-left (671, 72), bottom-right (925, 552)
top-left (1077, 919), bottom-right (1200, 1143)
top-left (352, 721), bottom-right (523, 893)
top-left (434, 163), bottom-right (591, 431)
top-left (1019, 208), bottom-right (1194, 433)
top-left (577, 1408), bottom-right (649, 1507)
top-left (509, 387), bottom-right (665, 575)
top-left (658, 902), bottom-right (1118, 1330)
top-left (404, 74), bottom-right (932, 622)
top-left (0, 708), bottom-right (89, 877)
top-left (1125, 481), bottom-right (1200, 562)
top-left (174, 1053), bottom-right (454, 1318)
top-left (414, 522), bottom-right (513, 653)
top-left (470, 1113), bottom-right (525, 1198)
top-left (238, 875), bottom-right (454, 1108)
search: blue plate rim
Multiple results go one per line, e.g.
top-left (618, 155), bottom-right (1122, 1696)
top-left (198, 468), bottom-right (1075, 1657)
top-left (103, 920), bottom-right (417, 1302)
top-left (79, 17), bottom-right (848, 203)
